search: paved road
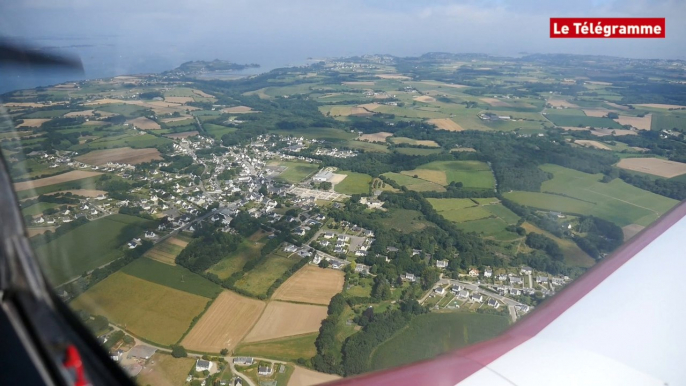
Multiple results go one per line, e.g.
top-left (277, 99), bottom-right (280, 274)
top-left (437, 278), bottom-right (528, 321)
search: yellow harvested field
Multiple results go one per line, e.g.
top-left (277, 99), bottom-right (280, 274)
top-left (615, 114), bottom-right (652, 130)
top-left (414, 95), bottom-right (436, 103)
top-left (375, 74), bottom-right (410, 80)
top-left (428, 118), bottom-right (464, 132)
top-left (13, 170), bottom-right (102, 191)
top-left (167, 237), bottom-right (189, 248)
top-left (164, 96), bottom-right (194, 104)
top-left (635, 103), bottom-right (686, 109)
top-left (64, 110), bottom-right (95, 117)
top-left (84, 99), bottom-right (198, 115)
top-left (272, 265), bottom-right (344, 305)
top-left (71, 272), bottom-right (209, 346)
top-left (351, 107), bottom-right (373, 116)
top-left (76, 147), bottom-right (162, 166)
top-left (136, 353), bottom-right (196, 386)
top-left (548, 98), bottom-right (579, 108)
top-left (574, 140), bottom-right (610, 150)
top-left (622, 224), bottom-right (645, 241)
top-left (127, 117), bottom-right (161, 130)
top-left (182, 291), bottom-right (265, 352)
top-left (591, 128), bottom-right (637, 137)
top-left (243, 302), bottom-right (327, 343)
top-left (359, 132), bottom-right (393, 143)
top-left (166, 131), bottom-right (199, 139)
top-left (583, 109), bottom-right (615, 117)
top-left (480, 97), bottom-right (512, 107)
top-left (329, 173), bottom-right (347, 185)
top-left (288, 365), bottom-right (341, 386)
top-left (47, 189), bottom-right (107, 197)
top-left (342, 81), bottom-right (375, 86)
top-left (161, 116), bottom-right (193, 123)
top-left (192, 89), bottom-right (214, 98)
top-left (401, 169), bottom-right (447, 185)
top-left (4, 102), bottom-right (64, 108)
top-left (27, 227), bottom-right (57, 237)
top-left (144, 239), bottom-right (182, 265)
top-left (17, 118), bottom-right (50, 127)
top-left (617, 157), bottom-right (686, 178)
top-left (415, 81), bottom-right (469, 88)
top-left (358, 103), bottom-right (382, 111)
top-left (391, 137), bottom-right (440, 147)
top-left (222, 106), bottom-right (254, 113)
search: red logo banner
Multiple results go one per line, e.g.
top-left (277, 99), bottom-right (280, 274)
top-left (550, 18), bottom-right (665, 38)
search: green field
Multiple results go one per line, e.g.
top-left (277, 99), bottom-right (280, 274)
top-left (70, 133), bottom-right (171, 151)
top-left (70, 272), bottom-right (209, 346)
top-left (345, 140), bottom-right (391, 153)
top-left (15, 176), bottom-right (102, 199)
top-left (269, 127), bottom-right (356, 142)
top-left (504, 164), bottom-right (678, 227)
top-left (333, 171), bottom-right (372, 195)
top-left (163, 118), bottom-right (195, 127)
top-left (121, 258), bottom-right (222, 298)
top-left (35, 214), bottom-right (153, 285)
top-left (204, 123), bottom-right (236, 138)
top-left (651, 112), bottom-right (686, 132)
top-left (235, 333), bottom-right (318, 362)
top-left (545, 113), bottom-right (623, 129)
top-left (378, 209), bottom-right (434, 233)
top-left (95, 104), bottom-right (149, 118)
top-left (382, 172), bottom-right (446, 192)
top-left (233, 252), bottom-right (299, 296)
top-left (22, 202), bottom-right (59, 216)
top-left (23, 109), bottom-right (72, 118)
top-left (428, 198), bottom-right (520, 240)
top-left (522, 223), bottom-right (595, 268)
top-left (370, 312), bottom-right (510, 371)
top-left (395, 147), bottom-right (443, 156)
top-left (206, 238), bottom-right (264, 279)
top-left (411, 160), bottom-right (495, 189)
top-left (274, 161), bottom-right (320, 184)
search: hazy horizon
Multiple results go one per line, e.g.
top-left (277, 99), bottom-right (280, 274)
top-left (1, 0), bottom-right (684, 92)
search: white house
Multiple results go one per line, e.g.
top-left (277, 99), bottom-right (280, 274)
top-left (468, 269), bottom-right (479, 277)
top-left (258, 365), bottom-right (272, 376)
top-left (436, 260), bottom-right (449, 269)
top-left (195, 359), bottom-right (213, 372)
top-left (484, 268), bottom-right (493, 278)
top-left (470, 293), bottom-right (484, 303)
top-left (434, 286), bottom-right (446, 295)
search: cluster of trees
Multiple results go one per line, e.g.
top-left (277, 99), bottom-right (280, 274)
top-left (176, 227), bottom-right (242, 272)
top-left (619, 170), bottom-right (686, 200)
top-left (525, 233), bottom-right (563, 261)
top-left (312, 294), bottom-right (346, 374)
top-left (341, 301), bottom-right (426, 375)
top-left (159, 155), bottom-right (195, 173)
top-left (573, 216), bottom-right (624, 259)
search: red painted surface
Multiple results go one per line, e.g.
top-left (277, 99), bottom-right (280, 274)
top-left (329, 202), bottom-right (686, 386)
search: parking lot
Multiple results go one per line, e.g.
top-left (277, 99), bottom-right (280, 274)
top-left (288, 186), bottom-right (348, 201)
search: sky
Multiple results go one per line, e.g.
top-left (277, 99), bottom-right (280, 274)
top-left (0, 0), bottom-right (684, 82)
